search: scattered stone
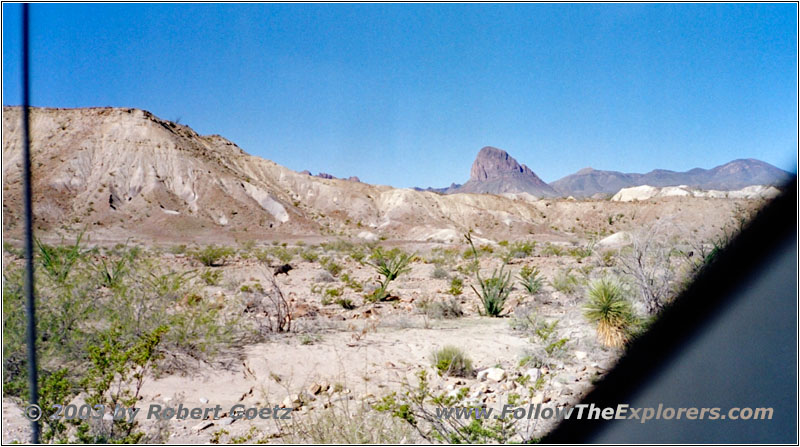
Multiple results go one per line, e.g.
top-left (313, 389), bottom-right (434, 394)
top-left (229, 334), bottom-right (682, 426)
top-left (524, 368), bottom-right (541, 381)
top-left (199, 397), bottom-right (209, 404)
top-left (315, 272), bottom-right (335, 283)
top-left (477, 367), bottom-right (506, 382)
top-left (308, 383), bottom-right (322, 395)
top-left (192, 421), bottom-right (214, 432)
top-left (282, 394), bottom-right (302, 409)
top-left (575, 351), bottom-right (587, 360)
top-left (217, 417), bottom-right (234, 426)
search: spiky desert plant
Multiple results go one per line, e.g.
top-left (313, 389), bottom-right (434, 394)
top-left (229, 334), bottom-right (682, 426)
top-left (366, 248), bottom-right (412, 301)
top-left (465, 232), bottom-right (511, 317)
top-left (584, 277), bottom-right (634, 348)
top-left (517, 265), bottom-right (543, 295)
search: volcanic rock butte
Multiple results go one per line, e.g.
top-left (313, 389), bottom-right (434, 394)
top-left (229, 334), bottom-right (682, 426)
top-left (447, 146), bottom-right (559, 197)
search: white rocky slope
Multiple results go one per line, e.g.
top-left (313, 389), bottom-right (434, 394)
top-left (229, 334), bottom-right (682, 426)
top-left (611, 184), bottom-right (781, 202)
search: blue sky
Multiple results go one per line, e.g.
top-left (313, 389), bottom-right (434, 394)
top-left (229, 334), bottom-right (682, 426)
top-left (3, 3), bottom-right (797, 187)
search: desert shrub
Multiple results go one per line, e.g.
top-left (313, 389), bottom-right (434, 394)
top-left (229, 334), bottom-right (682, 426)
top-left (431, 346), bottom-right (472, 377)
top-left (542, 243), bottom-right (565, 257)
top-left (274, 398), bottom-right (413, 443)
top-left (340, 272), bottom-right (363, 292)
top-left (320, 256), bottom-right (343, 277)
top-left (600, 250), bottom-right (616, 267)
top-left (584, 277), bottom-right (635, 348)
top-left (269, 246), bottom-right (294, 264)
top-left (430, 266), bottom-right (449, 279)
top-left (417, 298), bottom-right (463, 320)
top-left (191, 244), bottom-right (234, 267)
top-left (35, 232), bottom-right (88, 283)
top-left (551, 268), bottom-right (580, 294)
top-left (465, 233), bottom-right (510, 317)
top-left (300, 248), bottom-right (319, 263)
top-left (447, 277), bottom-right (463, 296)
top-left (507, 240), bottom-right (536, 259)
top-left (78, 325), bottom-right (167, 443)
top-left (365, 248), bottom-right (412, 302)
top-left (3, 235), bottom-right (244, 430)
top-left (455, 259), bottom-right (479, 275)
top-left (517, 265), bottom-right (543, 295)
top-left (324, 287), bottom-right (343, 298)
top-left (617, 221), bottom-right (678, 314)
top-left (348, 246), bottom-right (367, 264)
top-left (568, 243), bottom-right (594, 262)
top-left (200, 268), bottom-right (223, 286)
top-left (375, 370), bottom-right (522, 443)
top-left (335, 298), bottom-right (356, 310)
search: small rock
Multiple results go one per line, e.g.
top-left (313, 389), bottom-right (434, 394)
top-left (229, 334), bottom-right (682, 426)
top-left (217, 417), bottom-right (234, 426)
top-left (192, 421), bottom-right (214, 431)
top-left (308, 383), bottom-right (322, 395)
top-left (477, 367), bottom-right (506, 382)
top-left (282, 394), bottom-right (302, 409)
top-left (524, 368), bottom-right (541, 381)
top-left (575, 351), bottom-right (587, 360)
top-left (532, 393), bottom-right (551, 404)
top-left (199, 397), bottom-right (209, 404)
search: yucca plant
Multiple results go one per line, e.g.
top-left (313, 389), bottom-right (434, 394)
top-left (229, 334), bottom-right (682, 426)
top-left (465, 233), bottom-right (511, 317)
top-left (584, 277), bottom-right (634, 348)
top-left (366, 248), bottom-right (412, 301)
top-left (517, 265), bottom-right (543, 295)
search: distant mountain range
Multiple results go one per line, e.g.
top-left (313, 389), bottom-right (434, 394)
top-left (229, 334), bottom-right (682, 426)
top-left (417, 147), bottom-right (792, 198)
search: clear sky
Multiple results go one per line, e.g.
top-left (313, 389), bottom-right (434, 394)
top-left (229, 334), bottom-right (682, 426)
top-left (3, 3), bottom-right (797, 188)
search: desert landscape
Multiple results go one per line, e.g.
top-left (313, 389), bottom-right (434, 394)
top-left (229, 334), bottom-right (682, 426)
top-left (1, 107), bottom-right (791, 443)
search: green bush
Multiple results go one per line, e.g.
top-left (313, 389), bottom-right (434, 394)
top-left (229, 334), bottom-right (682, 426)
top-left (430, 266), bottom-right (449, 279)
top-left (517, 265), bottom-right (543, 295)
top-left (200, 269), bottom-right (223, 286)
top-left (448, 277), bottom-right (463, 296)
top-left (551, 268), bottom-right (580, 294)
top-left (365, 248), bottom-right (412, 302)
top-left (192, 245), bottom-right (234, 267)
top-left (431, 346), bottom-right (473, 377)
top-left (320, 256), bottom-right (343, 277)
top-left (465, 233), bottom-right (510, 317)
top-left (584, 277), bottom-right (635, 348)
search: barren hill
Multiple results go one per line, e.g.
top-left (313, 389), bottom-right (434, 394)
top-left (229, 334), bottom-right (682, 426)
top-left (2, 107), bottom-right (762, 244)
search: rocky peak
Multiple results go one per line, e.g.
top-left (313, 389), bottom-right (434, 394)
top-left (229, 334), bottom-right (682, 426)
top-left (470, 146), bottom-right (536, 181)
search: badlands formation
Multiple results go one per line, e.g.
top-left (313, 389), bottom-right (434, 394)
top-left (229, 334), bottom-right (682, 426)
top-left (1, 107), bottom-right (790, 443)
